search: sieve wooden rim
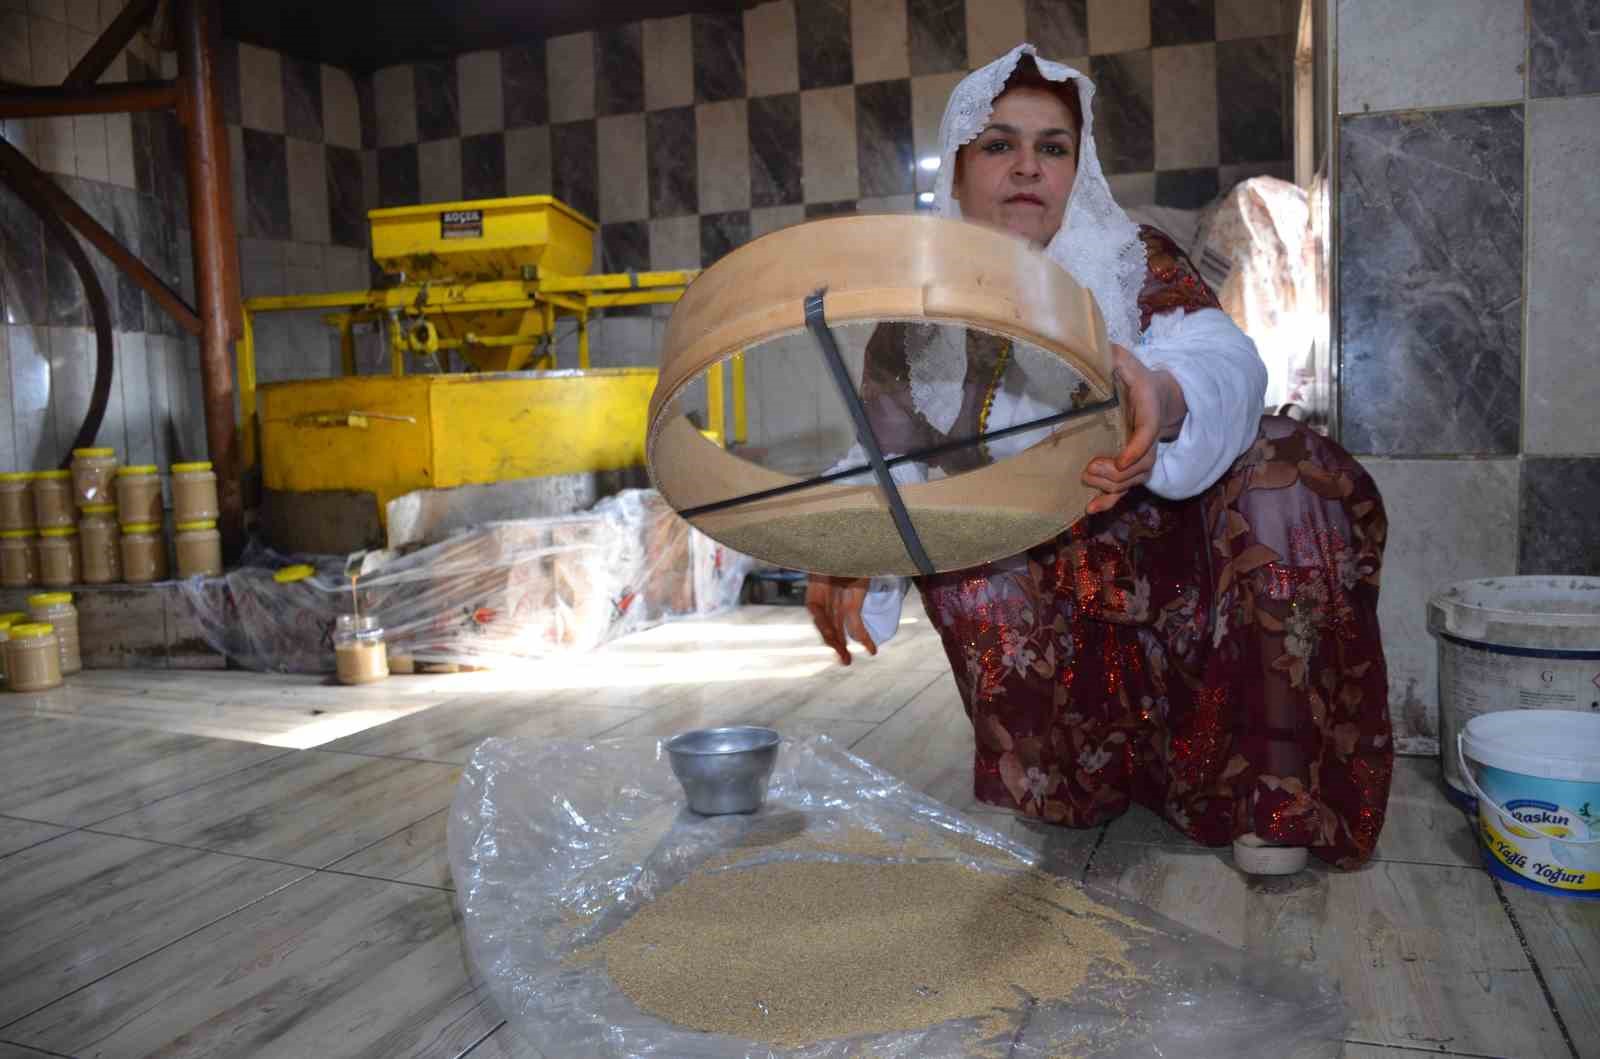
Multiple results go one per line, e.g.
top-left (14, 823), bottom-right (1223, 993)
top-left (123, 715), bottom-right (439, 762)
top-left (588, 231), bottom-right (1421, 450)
top-left (647, 213), bottom-right (1129, 576)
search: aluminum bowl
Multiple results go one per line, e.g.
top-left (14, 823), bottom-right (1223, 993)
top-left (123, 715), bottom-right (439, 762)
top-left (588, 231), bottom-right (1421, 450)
top-left (665, 726), bottom-right (781, 815)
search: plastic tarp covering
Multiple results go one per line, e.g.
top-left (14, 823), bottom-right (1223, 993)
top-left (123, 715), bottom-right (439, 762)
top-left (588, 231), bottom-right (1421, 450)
top-left (179, 489), bottom-right (752, 672)
top-left (449, 735), bottom-right (1347, 1058)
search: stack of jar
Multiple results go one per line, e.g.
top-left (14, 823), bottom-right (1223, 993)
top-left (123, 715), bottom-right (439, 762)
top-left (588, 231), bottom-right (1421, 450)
top-left (115, 464), bottom-right (167, 582)
top-left (33, 468), bottom-right (77, 587)
top-left (0, 591), bottom-right (74, 692)
top-left (172, 462), bottom-right (221, 578)
top-left (69, 445), bottom-right (116, 585)
top-left (0, 472), bottom-right (36, 589)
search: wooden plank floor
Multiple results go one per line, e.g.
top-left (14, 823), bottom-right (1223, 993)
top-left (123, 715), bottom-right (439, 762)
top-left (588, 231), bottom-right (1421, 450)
top-left (0, 599), bottom-right (1590, 1059)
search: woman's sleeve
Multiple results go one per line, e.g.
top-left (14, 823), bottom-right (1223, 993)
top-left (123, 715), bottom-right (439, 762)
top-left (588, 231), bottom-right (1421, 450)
top-left (1133, 227), bottom-right (1268, 499)
top-left (1136, 308), bottom-right (1267, 498)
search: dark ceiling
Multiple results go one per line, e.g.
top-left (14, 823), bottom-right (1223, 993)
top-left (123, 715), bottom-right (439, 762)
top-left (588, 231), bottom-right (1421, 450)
top-left (220, 0), bottom-right (754, 74)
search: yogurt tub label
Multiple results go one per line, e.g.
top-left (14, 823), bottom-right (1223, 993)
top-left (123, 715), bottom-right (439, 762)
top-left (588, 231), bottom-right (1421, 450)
top-left (1479, 809), bottom-right (1600, 894)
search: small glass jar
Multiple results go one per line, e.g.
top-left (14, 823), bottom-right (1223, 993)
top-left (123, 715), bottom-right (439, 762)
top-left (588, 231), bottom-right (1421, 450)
top-left (79, 504), bottom-right (122, 584)
top-left (28, 592), bottom-right (80, 675)
top-left (0, 471), bottom-right (34, 532)
top-left (31, 470), bottom-right (74, 529)
top-left (115, 465), bottom-right (163, 526)
top-left (0, 531), bottom-right (39, 588)
top-left (37, 528), bottom-right (80, 587)
top-left (171, 461), bottom-right (219, 523)
top-left (71, 447), bottom-right (118, 508)
top-left (120, 522), bottom-right (168, 583)
top-left (175, 519), bottom-right (223, 578)
top-left (334, 614), bottom-right (389, 685)
top-left (0, 611), bottom-right (26, 687)
top-left (4, 622), bottom-right (63, 692)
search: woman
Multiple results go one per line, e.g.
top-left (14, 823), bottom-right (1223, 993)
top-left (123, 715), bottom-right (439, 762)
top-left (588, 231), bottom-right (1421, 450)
top-left (807, 46), bottom-right (1392, 873)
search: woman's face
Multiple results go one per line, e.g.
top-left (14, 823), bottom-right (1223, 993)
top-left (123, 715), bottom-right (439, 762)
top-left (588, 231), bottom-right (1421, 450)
top-left (952, 84), bottom-right (1079, 248)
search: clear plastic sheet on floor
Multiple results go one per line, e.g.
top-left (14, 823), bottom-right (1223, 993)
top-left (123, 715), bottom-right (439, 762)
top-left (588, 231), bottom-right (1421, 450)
top-left (449, 735), bottom-right (1347, 1058)
top-left (178, 489), bottom-right (752, 672)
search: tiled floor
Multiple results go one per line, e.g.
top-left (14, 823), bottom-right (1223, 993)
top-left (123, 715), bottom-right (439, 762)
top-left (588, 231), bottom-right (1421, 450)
top-left (0, 599), bottom-right (1593, 1059)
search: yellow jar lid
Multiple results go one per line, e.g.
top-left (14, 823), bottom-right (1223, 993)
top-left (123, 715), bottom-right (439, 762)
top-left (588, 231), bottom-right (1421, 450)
top-left (0, 471), bottom-right (35, 482)
top-left (73, 447), bottom-right (115, 458)
top-left (0, 529), bottom-right (35, 540)
top-left (81, 504), bottom-right (117, 515)
top-left (39, 527), bottom-right (79, 538)
top-left (171, 461), bottom-right (213, 473)
top-left (28, 592), bottom-right (73, 607)
top-left (0, 611), bottom-right (26, 628)
top-left (122, 522), bottom-right (161, 533)
top-left (34, 469), bottom-right (70, 480)
top-left (118, 465), bottom-right (159, 476)
top-left (8, 622), bottom-right (54, 639)
top-left (274, 563), bottom-right (315, 583)
top-left (176, 520), bottom-right (219, 532)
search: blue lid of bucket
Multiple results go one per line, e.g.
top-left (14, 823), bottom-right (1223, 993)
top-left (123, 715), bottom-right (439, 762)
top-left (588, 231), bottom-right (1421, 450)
top-left (1428, 576), bottom-right (1600, 651)
top-left (1462, 711), bottom-right (1600, 783)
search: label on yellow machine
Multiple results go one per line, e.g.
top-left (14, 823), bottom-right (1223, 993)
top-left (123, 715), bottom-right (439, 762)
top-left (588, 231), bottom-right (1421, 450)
top-left (441, 209), bottom-right (483, 240)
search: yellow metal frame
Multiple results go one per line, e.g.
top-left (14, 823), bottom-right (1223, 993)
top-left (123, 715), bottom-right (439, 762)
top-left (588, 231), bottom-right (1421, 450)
top-left (237, 194), bottom-right (749, 493)
top-left (237, 270), bottom-right (748, 475)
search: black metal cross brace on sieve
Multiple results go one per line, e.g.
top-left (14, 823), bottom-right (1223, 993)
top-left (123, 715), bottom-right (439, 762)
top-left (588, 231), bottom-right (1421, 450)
top-left (678, 291), bottom-right (1122, 576)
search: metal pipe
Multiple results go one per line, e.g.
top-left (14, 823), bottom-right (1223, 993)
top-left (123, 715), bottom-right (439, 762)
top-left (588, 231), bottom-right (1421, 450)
top-left (236, 307), bottom-right (256, 470)
top-left (338, 316), bottom-right (356, 376)
top-left (176, 0), bottom-right (244, 553)
top-left (706, 359), bottom-right (726, 446)
top-left (731, 351), bottom-right (747, 444)
top-left (0, 79), bottom-right (179, 117)
top-left (64, 0), bottom-right (163, 90)
top-left (0, 137), bottom-right (201, 336)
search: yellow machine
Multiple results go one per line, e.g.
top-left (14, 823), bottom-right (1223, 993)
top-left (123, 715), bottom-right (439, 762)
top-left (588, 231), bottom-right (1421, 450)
top-left (238, 195), bottom-right (747, 525)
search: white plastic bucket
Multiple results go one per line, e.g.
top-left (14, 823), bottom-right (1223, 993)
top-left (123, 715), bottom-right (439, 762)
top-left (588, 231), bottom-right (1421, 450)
top-left (1428, 577), bottom-right (1600, 804)
top-left (1457, 711), bottom-right (1600, 899)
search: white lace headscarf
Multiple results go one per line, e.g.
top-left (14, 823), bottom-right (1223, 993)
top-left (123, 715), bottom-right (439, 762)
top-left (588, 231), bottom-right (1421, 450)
top-left (911, 44), bottom-right (1147, 434)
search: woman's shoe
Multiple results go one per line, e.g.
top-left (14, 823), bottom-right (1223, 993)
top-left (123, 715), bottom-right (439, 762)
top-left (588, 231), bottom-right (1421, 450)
top-left (1232, 832), bottom-right (1308, 875)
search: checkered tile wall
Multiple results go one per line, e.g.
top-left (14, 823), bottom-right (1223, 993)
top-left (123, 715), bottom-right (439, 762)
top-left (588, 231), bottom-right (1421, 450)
top-left (354, 0), bottom-right (1297, 279)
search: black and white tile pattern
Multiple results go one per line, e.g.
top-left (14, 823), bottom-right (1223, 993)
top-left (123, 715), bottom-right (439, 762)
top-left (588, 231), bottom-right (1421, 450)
top-left (344, 0), bottom-right (1294, 278)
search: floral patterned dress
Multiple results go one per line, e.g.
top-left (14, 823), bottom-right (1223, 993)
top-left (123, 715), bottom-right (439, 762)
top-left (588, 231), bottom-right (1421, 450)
top-left (888, 228), bottom-right (1393, 869)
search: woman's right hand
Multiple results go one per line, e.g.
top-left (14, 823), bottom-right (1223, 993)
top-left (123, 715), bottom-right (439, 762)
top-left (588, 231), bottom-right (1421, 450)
top-left (805, 575), bottom-right (877, 666)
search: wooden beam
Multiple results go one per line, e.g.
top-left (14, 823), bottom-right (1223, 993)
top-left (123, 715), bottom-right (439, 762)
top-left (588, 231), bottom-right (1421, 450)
top-left (0, 136), bottom-right (203, 336)
top-left (0, 79), bottom-right (178, 118)
top-left (63, 0), bottom-right (163, 91)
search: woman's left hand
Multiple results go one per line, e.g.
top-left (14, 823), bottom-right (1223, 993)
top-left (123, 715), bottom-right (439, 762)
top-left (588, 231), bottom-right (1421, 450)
top-left (1082, 344), bottom-right (1187, 514)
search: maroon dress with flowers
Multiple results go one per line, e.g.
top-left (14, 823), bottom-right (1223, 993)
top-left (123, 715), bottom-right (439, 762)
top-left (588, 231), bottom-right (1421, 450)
top-left (878, 227), bottom-right (1393, 869)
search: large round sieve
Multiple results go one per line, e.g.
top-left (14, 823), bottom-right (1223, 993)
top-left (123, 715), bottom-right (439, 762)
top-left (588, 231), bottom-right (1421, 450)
top-left (647, 214), bottom-right (1127, 578)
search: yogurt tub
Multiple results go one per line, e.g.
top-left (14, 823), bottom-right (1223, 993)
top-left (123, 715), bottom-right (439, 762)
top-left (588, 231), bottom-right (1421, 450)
top-left (1459, 710), bottom-right (1600, 899)
top-left (1429, 577), bottom-right (1600, 805)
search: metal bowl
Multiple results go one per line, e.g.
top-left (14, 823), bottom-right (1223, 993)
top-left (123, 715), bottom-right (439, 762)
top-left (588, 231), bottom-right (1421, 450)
top-left (665, 726), bottom-right (781, 815)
